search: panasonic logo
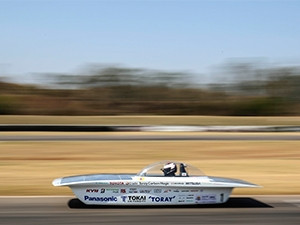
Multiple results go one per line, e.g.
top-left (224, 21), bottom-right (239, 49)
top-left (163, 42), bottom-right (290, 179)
top-left (84, 196), bottom-right (117, 202)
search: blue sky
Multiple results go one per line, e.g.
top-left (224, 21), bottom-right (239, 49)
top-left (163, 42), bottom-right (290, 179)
top-left (1, 0), bottom-right (300, 83)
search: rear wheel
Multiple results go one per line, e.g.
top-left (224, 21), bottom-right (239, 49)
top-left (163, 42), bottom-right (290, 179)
top-left (68, 198), bottom-right (87, 208)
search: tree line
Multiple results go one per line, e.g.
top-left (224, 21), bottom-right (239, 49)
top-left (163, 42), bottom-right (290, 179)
top-left (0, 62), bottom-right (299, 115)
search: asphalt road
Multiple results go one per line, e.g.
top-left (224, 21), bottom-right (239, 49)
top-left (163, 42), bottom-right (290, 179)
top-left (1, 196), bottom-right (299, 225)
top-left (0, 134), bottom-right (299, 141)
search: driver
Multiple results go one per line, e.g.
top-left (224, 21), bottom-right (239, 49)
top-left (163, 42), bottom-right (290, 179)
top-left (162, 162), bottom-right (177, 176)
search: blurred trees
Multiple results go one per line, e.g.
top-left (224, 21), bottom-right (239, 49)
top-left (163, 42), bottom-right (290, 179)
top-left (0, 62), bottom-right (299, 115)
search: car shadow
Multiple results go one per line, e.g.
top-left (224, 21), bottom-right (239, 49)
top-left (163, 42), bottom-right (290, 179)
top-left (68, 197), bottom-right (272, 209)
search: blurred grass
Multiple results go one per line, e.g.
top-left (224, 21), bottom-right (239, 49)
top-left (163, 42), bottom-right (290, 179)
top-left (1, 138), bottom-right (299, 195)
top-left (0, 115), bottom-right (300, 125)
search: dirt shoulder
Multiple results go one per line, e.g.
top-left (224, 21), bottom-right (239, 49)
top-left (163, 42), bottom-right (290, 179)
top-left (1, 139), bottom-right (299, 195)
top-left (0, 115), bottom-right (300, 125)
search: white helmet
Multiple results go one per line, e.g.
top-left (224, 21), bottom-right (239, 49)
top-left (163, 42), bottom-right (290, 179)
top-left (162, 162), bottom-right (177, 176)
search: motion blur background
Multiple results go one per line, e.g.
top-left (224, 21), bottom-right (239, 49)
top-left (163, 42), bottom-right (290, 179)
top-left (0, 0), bottom-right (299, 116)
top-left (0, 0), bottom-right (300, 196)
top-left (1, 62), bottom-right (300, 116)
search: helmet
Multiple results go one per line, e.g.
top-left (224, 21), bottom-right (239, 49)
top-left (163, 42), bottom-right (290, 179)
top-left (162, 162), bottom-right (177, 176)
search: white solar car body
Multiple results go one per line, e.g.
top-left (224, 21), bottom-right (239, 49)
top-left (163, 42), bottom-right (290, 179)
top-left (53, 161), bottom-right (259, 205)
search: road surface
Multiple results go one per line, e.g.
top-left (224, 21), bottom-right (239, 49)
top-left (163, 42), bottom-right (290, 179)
top-left (0, 196), bottom-right (299, 225)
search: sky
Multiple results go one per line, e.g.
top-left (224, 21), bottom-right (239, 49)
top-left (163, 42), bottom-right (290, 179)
top-left (1, 0), bottom-right (300, 84)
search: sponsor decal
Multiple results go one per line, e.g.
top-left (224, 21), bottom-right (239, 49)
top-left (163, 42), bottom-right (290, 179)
top-left (129, 188), bottom-right (138, 193)
top-left (172, 182), bottom-right (184, 185)
top-left (148, 196), bottom-right (176, 202)
top-left (139, 189), bottom-right (151, 193)
top-left (95, 182), bottom-right (109, 185)
top-left (86, 189), bottom-right (99, 193)
top-left (110, 182), bottom-right (124, 185)
top-left (173, 189), bottom-right (180, 193)
top-left (121, 189), bottom-right (126, 193)
top-left (185, 182), bottom-right (201, 185)
top-left (100, 188), bottom-right (105, 193)
top-left (196, 195), bottom-right (217, 203)
top-left (154, 189), bottom-right (162, 193)
top-left (164, 189), bottom-right (171, 193)
top-left (178, 196), bottom-right (185, 202)
top-left (106, 188), bottom-right (118, 193)
top-left (181, 190), bottom-right (189, 192)
top-left (140, 182), bottom-right (169, 186)
top-left (84, 196), bottom-right (117, 202)
top-left (202, 195), bottom-right (216, 201)
top-left (121, 196), bottom-right (146, 203)
top-left (121, 196), bottom-right (127, 202)
top-left (127, 196), bottom-right (146, 203)
top-left (125, 182), bottom-right (138, 185)
top-left (191, 189), bottom-right (199, 192)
